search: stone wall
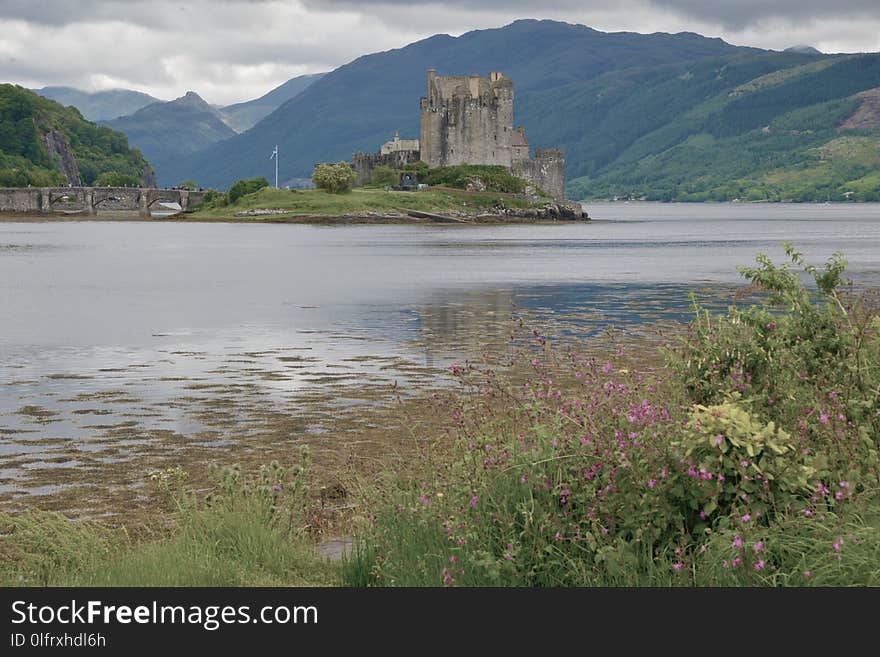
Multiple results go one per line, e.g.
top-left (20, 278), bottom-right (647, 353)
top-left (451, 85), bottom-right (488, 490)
top-left (513, 148), bottom-right (565, 201)
top-left (0, 188), bottom-right (42, 214)
top-left (351, 150), bottom-right (420, 186)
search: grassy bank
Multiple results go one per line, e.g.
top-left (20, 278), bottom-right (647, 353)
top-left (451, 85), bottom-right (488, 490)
top-left (190, 186), bottom-right (536, 220)
top-left (1, 457), bottom-right (338, 586)
top-left (1, 247), bottom-right (877, 586)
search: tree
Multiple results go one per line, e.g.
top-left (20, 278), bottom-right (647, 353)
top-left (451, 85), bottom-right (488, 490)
top-left (227, 176), bottom-right (269, 204)
top-left (312, 161), bottom-right (356, 194)
top-left (369, 165), bottom-right (399, 188)
top-left (178, 179), bottom-right (197, 190)
top-left (94, 171), bottom-right (141, 187)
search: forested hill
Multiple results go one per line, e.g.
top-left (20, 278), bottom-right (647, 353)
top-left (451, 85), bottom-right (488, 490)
top-left (563, 53), bottom-right (880, 201)
top-left (0, 84), bottom-right (151, 187)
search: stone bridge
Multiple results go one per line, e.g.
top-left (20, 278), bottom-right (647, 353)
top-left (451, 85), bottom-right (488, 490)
top-left (0, 187), bottom-right (206, 217)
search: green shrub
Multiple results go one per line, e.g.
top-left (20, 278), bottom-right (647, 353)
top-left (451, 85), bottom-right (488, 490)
top-left (403, 160), bottom-right (429, 175)
top-left (312, 162), bottom-right (356, 194)
top-left (420, 164), bottom-right (527, 194)
top-left (196, 188), bottom-right (227, 209)
top-left (228, 176), bottom-right (269, 204)
top-left (368, 165), bottom-right (400, 188)
top-left (669, 244), bottom-right (879, 481)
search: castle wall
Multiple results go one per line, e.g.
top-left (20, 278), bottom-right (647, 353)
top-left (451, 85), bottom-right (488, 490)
top-left (513, 148), bottom-right (565, 201)
top-left (352, 150), bottom-right (420, 186)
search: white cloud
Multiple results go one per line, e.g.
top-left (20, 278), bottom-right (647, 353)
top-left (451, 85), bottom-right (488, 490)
top-left (1, 0), bottom-right (878, 105)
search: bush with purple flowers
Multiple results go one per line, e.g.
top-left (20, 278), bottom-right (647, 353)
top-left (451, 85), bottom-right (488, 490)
top-left (345, 249), bottom-right (879, 586)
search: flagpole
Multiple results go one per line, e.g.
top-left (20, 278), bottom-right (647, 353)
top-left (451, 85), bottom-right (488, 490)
top-left (275, 144), bottom-right (279, 188)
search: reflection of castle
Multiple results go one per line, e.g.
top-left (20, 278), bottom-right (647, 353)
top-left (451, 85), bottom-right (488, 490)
top-left (352, 70), bottom-right (565, 199)
top-left (414, 289), bottom-right (516, 368)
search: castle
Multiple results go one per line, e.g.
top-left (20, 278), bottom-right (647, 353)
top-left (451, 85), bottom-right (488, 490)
top-left (352, 69), bottom-right (565, 200)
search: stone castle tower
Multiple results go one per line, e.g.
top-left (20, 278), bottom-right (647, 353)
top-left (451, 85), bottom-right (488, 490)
top-left (420, 69), bottom-right (514, 168)
top-left (418, 69), bottom-right (565, 199)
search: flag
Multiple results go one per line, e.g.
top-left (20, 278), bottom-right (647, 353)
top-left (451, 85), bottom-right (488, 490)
top-left (270, 145), bottom-right (277, 160)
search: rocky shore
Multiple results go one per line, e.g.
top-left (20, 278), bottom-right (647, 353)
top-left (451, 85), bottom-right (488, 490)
top-left (231, 199), bottom-right (589, 223)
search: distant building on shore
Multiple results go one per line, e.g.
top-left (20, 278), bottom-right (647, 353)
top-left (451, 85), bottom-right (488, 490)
top-left (352, 69), bottom-right (565, 200)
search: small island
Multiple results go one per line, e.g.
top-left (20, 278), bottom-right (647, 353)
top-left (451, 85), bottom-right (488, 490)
top-left (188, 169), bottom-right (588, 224)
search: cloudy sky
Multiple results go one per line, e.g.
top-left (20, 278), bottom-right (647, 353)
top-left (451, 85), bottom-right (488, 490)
top-left (2, 0), bottom-right (879, 105)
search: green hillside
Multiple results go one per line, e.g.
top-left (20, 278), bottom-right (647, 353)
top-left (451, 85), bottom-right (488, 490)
top-left (0, 84), bottom-right (151, 187)
top-left (220, 73), bottom-right (325, 132)
top-left (566, 54), bottom-right (880, 201)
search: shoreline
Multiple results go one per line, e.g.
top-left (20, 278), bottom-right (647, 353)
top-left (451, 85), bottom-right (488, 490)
top-left (0, 212), bottom-right (590, 225)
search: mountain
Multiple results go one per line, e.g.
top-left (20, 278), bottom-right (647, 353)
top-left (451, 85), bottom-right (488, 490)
top-left (105, 91), bottom-right (236, 186)
top-left (0, 84), bottom-right (151, 187)
top-left (564, 53), bottom-right (880, 201)
top-left (171, 19), bottom-right (751, 188)
top-left (34, 86), bottom-right (160, 122)
top-left (785, 45), bottom-right (823, 55)
top-left (220, 73), bottom-right (325, 132)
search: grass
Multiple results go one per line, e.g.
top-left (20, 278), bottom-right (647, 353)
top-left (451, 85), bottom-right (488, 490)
top-left (192, 186), bottom-right (536, 220)
top-left (0, 459), bottom-right (340, 587)
top-left (0, 509), bottom-right (338, 587)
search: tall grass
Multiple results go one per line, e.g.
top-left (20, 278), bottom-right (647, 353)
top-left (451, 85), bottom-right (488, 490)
top-left (0, 451), bottom-right (339, 587)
